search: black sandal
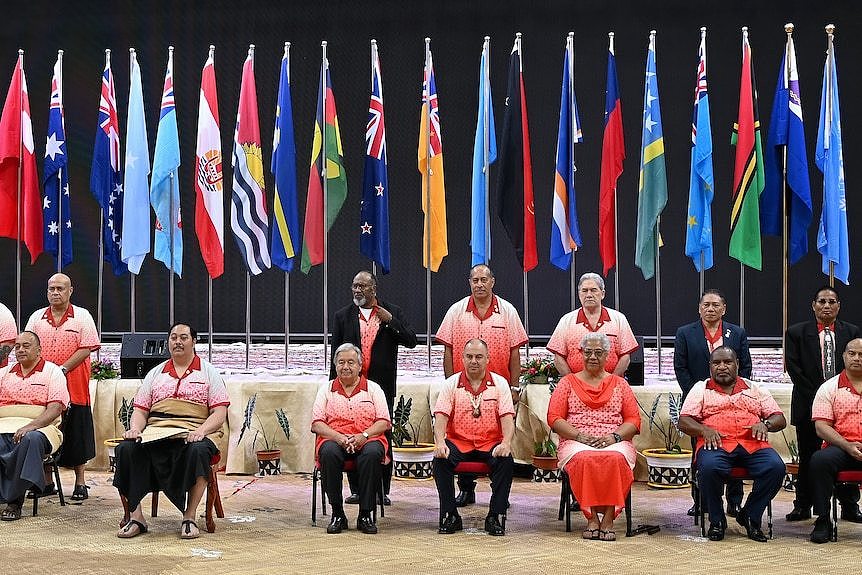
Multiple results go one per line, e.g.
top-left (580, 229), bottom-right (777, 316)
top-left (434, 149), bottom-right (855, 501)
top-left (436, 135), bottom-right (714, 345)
top-left (69, 484), bottom-right (89, 503)
top-left (1, 502), bottom-right (23, 521)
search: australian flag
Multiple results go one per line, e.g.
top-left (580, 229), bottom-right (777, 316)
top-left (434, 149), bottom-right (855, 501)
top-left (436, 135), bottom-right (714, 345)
top-left (359, 42), bottom-right (390, 273)
top-left (90, 58), bottom-right (126, 275)
top-left (43, 58), bottom-right (72, 268)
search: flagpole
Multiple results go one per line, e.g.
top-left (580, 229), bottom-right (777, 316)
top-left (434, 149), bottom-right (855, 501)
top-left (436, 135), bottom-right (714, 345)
top-left (56, 49), bottom-right (64, 274)
top-left (698, 28), bottom-right (706, 299)
top-left (516, 32), bottom-right (530, 358)
top-left (97, 49), bottom-right (110, 347)
top-left (244, 44), bottom-right (255, 371)
top-left (656, 215), bottom-right (662, 374)
top-left (738, 28), bottom-right (747, 330)
top-left (825, 24), bottom-right (836, 288)
top-left (781, 24), bottom-right (793, 353)
top-left (567, 32), bottom-right (577, 310)
top-left (207, 44), bottom-right (216, 363)
top-left (321, 41), bottom-right (330, 371)
top-left (369, 41), bottom-right (379, 283)
top-left (128, 48), bottom-right (136, 333)
top-left (14, 50), bottom-right (23, 328)
top-left (483, 37), bottom-right (491, 264)
top-left (424, 38), bottom-right (433, 370)
top-left (609, 32), bottom-right (621, 312)
top-left (283, 41), bottom-right (291, 371)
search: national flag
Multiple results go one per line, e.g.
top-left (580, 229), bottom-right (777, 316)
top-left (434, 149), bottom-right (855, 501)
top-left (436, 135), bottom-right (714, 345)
top-left (270, 43), bottom-right (299, 273)
top-left (359, 40), bottom-right (390, 273)
top-left (195, 46), bottom-right (224, 279)
top-left (599, 33), bottom-right (625, 276)
top-left (816, 31), bottom-right (849, 284)
top-left (634, 31), bottom-right (668, 280)
top-left (418, 46), bottom-right (448, 272)
top-left (685, 29), bottom-right (715, 273)
top-left (150, 48), bottom-right (182, 277)
top-left (470, 38), bottom-right (497, 266)
top-left (497, 34), bottom-right (537, 273)
top-left (300, 51), bottom-right (348, 274)
top-left (43, 53), bottom-right (71, 268)
top-left (121, 48), bottom-right (150, 275)
top-left (729, 28), bottom-right (765, 270)
top-left (90, 51), bottom-right (126, 276)
top-left (231, 46), bottom-right (271, 276)
top-left (550, 33), bottom-right (583, 271)
top-left (763, 31), bottom-right (813, 265)
top-left (0, 53), bottom-right (42, 263)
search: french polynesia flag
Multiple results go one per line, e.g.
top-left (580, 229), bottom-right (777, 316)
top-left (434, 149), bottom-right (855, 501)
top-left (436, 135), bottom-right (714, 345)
top-left (599, 34), bottom-right (624, 277)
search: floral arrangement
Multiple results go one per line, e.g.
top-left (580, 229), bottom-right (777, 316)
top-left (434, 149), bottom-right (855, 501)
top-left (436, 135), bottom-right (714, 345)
top-left (91, 360), bottom-right (119, 381)
top-left (237, 393), bottom-right (291, 451)
top-left (520, 356), bottom-right (560, 386)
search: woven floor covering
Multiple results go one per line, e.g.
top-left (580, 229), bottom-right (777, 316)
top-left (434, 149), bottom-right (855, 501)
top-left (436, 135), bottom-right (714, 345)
top-left (0, 469), bottom-right (856, 575)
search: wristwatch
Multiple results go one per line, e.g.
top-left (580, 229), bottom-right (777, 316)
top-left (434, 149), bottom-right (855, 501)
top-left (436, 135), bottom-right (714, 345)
top-left (762, 419), bottom-right (772, 431)
top-left (61, 366), bottom-right (68, 375)
top-left (612, 432), bottom-right (622, 443)
top-left (362, 431), bottom-right (370, 439)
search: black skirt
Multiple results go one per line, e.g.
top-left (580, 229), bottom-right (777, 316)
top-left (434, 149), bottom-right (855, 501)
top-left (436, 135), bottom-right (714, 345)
top-left (57, 403), bottom-right (96, 467)
top-left (113, 437), bottom-right (217, 512)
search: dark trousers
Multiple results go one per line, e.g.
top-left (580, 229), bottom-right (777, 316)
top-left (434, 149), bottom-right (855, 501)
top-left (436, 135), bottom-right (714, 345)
top-left (0, 431), bottom-right (50, 504)
top-left (347, 430), bottom-right (393, 496)
top-left (690, 436), bottom-right (742, 507)
top-left (697, 445), bottom-right (785, 528)
top-left (319, 439), bottom-right (384, 516)
top-left (433, 440), bottom-right (512, 517)
top-left (810, 445), bottom-right (862, 517)
top-left (796, 421), bottom-right (859, 510)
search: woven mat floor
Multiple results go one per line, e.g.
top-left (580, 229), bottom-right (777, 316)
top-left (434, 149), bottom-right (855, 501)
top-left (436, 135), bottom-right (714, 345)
top-left (0, 469), bottom-right (853, 575)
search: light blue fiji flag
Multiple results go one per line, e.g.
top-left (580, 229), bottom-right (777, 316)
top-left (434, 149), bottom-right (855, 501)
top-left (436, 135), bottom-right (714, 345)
top-left (685, 30), bottom-right (714, 272)
top-left (816, 36), bottom-right (849, 284)
top-left (763, 33), bottom-right (812, 265)
top-left (121, 49), bottom-right (151, 275)
top-left (271, 43), bottom-right (300, 273)
top-left (43, 54), bottom-right (72, 268)
top-left (150, 48), bottom-right (182, 277)
top-left (470, 39), bottom-right (497, 266)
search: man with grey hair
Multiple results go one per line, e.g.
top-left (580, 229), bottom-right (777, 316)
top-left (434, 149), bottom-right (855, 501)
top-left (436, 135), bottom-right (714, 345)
top-left (548, 272), bottom-right (638, 378)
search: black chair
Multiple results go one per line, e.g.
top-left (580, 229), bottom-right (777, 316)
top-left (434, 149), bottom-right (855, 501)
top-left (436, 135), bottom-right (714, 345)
top-left (31, 451), bottom-right (65, 516)
top-left (559, 468), bottom-right (658, 536)
top-left (311, 459), bottom-right (385, 526)
top-left (830, 470), bottom-right (862, 541)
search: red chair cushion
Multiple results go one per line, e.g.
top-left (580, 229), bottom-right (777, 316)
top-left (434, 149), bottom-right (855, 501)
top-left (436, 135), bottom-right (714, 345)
top-left (836, 470), bottom-right (862, 483)
top-left (453, 461), bottom-right (492, 474)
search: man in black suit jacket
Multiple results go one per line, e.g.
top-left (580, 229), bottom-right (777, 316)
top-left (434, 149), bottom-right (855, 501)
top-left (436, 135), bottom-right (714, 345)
top-left (674, 289), bottom-right (752, 517)
top-left (330, 270), bottom-right (417, 503)
top-left (785, 285), bottom-right (862, 522)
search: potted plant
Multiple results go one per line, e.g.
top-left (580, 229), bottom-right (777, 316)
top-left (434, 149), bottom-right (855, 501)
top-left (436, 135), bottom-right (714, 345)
top-left (104, 397), bottom-right (134, 472)
top-left (391, 395), bottom-right (434, 479)
top-left (237, 393), bottom-right (291, 476)
top-left (782, 431), bottom-right (800, 492)
top-left (637, 392), bottom-right (692, 489)
top-left (520, 355), bottom-right (560, 391)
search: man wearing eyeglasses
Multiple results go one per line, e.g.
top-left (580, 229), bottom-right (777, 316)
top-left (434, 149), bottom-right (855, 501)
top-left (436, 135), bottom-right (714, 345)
top-left (330, 270), bottom-right (417, 505)
top-left (785, 286), bottom-right (862, 523)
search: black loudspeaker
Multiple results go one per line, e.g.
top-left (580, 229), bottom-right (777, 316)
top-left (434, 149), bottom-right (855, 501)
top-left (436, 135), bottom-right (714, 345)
top-left (120, 333), bottom-right (169, 378)
top-left (625, 336), bottom-right (645, 385)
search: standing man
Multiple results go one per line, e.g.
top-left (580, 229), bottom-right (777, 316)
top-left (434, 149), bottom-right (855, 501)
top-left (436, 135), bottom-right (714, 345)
top-left (433, 339), bottom-right (514, 536)
top-left (330, 270), bottom-right (417, 505)
top-left (0, 302), bottom-right (16, 367)
top-left (678, 346), bottom-right (787, 543)
top-left (674, 288), bottom-right (752, 517)
top-left (785, 285), bottom-right (862, 522)
top-left (25, 273), bottom-right (100, 503)
top-left (547, 272), bottom-right (639, 378)
top-left (435, 264), bottom-right (527, 506)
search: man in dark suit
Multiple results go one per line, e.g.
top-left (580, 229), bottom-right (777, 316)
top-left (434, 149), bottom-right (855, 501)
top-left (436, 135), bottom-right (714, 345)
top-left (330, 270), bottom-right (417, 504)
top-left (674, 289), bottom-right (752, 517)
top-left (785, 285), bottom-right (862, 522)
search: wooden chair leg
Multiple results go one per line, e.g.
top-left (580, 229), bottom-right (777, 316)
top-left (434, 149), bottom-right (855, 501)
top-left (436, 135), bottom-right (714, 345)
top-left (210, 467), bottom-right (224, 518)
top-left (151, 491), bottom-right (159, 517)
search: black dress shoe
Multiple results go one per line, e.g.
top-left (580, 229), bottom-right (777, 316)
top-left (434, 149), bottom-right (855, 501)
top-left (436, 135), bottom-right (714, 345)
top-left (345, 493), bottom-right (360, 504)
top-left (840, 506), bottom-right (862, 523)
top-left (326, 514), bottom-right (349, 534)
top-left (356, 514), bottom-right (378, 534)
top-left (785, 506), bottom-right (812, 521)
top-left (484, 514), bottom-right (505, 536)
top-left (810, 515), bottom-right (832, 544)
top-left (687, 504), bottom-right (699, 517)
top-left (455, 491), bottom-right (475, 507)
top-left (438, 513), bottom-right (463, 534)
top-left (736, 513), bottom-right (768, 542)
top-left (726, 502), bottom-right (741, 518)
top-left (707, 522), bottom-right (725, 541)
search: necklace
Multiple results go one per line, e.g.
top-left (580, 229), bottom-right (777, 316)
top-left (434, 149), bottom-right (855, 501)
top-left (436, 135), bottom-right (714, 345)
top-left (468, 391), bottom-right (482, 418)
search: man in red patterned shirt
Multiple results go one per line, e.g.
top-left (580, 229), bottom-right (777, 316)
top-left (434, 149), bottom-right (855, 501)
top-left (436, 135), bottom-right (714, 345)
top-left (809, 338), bottom-right (862, 543)
top-left (433, 339), bottom-right (514, 536)
top-left (678, 346), bottom-right (786, 543)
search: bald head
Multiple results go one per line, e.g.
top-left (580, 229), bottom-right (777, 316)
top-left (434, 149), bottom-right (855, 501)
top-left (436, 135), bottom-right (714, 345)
top-left (844, 338), bottom-right (862, 378)
top-left (47, 273), bottom-right (73, 309)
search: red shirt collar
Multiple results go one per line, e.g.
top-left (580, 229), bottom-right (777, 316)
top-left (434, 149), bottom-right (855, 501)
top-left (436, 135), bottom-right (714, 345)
top-left (838, 371), bottom-right (862, 396)
top-left (162, 354), bottom-right (202, 379)
top-left (576, 306), bottom-right (611, 331)
top-left (10, 357), bottom-right (46, 378)
top-left (41, 305), bottom-right (75, 327)
top-left (705, 376), bottom-right (749, 395)
top-left (331, 375), bottom-right (369, 397)
top-left (703, 320), bottom-right (724, 345)
top-left (818, 323), bottom-right (836, 333)
top-left (466, 295), bottom-right (499, 321)
top-left (457, 370), bottom-right (495, 396)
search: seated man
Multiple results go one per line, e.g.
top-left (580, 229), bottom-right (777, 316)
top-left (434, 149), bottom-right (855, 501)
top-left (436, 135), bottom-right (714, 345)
top-left (0, 331), bottom-right (68, 520)
top-left (113, 323), bottom-right (229, 539)
top-left (809, 338), bottom-right (862, 543)
top-left (311, 343), bottom-right (391, 535)
top-left (433, 338), bottom-right (514, 536)
top-left (678, 346), bottom-right (786, 543)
